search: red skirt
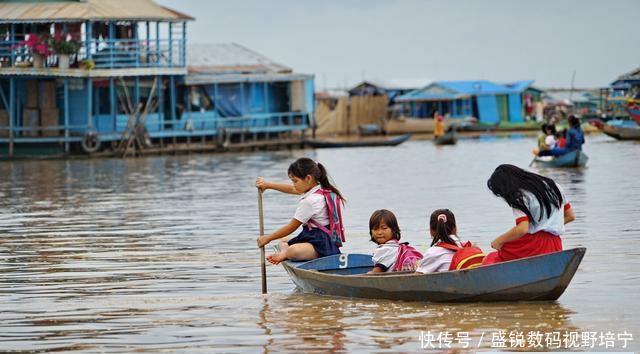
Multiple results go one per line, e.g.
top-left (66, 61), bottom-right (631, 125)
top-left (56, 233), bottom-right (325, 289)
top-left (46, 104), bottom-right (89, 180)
top-left (482, 230), bottom-right (563, 265)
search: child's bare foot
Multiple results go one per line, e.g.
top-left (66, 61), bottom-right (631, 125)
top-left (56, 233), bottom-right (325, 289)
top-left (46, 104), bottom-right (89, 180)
top-left (532, 148), bottom-right (540, 156)
top-left (267, 251), bottom-right (288, 265)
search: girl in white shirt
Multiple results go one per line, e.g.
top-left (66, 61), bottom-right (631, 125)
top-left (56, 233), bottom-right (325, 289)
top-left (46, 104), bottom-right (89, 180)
top-left (368, 209), bottom-right (422, 273)
top-left (416, 209), bottom-right (463, 273)
top-left (256, 158), bottom-right (345, 264)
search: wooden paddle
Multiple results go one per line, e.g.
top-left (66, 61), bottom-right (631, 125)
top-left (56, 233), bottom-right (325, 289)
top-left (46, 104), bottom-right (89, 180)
top-left (258, 188), bottom-right (267, 294)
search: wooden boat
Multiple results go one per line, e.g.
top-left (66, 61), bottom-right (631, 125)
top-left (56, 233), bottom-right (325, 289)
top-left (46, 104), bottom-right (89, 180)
top-left (281, 248), bottom-right (586, 302)
top-left (601, 123), bottom-right (640, 140)
top-left (306, 133), bottom-right (411, 148)
top-left (533, 150), bottom-right (588, 168)
top-left (433, 130), bottom-right (457, 145)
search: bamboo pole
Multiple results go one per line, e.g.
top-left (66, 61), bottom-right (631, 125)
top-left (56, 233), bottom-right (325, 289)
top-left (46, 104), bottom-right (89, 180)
top-left (258, 189), bottom-right (267, 294)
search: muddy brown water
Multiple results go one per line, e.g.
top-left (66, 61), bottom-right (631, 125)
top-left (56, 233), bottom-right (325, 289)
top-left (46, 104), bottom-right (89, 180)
top-left (0, 134), bottom-right (638, 352)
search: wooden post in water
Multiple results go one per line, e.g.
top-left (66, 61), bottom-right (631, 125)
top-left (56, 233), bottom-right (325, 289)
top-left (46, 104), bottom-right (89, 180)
top-left (258, 189), bottom-right (267, 294)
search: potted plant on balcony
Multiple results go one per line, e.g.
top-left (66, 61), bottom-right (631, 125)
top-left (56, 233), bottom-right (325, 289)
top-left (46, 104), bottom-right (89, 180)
top-left (50, 33), bottom-right (80, 69)
top-left (21, 33), bottom-right (51, 68)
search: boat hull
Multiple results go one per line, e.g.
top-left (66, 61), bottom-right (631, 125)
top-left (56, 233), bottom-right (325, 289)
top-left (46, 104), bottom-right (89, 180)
top-left (306, 133), bottom-right (411, 148)
top-left (433, 131), bottom-right (457, 145)
top-left (534, 150), bottom-right (588, 168)
top-left (282, 248), bottom-right (586, 302)
top-left (602, 123), bottom-right (640, 140)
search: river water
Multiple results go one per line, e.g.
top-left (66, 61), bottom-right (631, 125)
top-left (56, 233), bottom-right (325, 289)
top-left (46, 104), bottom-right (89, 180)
top-left (0, 134), bottom-right (638, 353)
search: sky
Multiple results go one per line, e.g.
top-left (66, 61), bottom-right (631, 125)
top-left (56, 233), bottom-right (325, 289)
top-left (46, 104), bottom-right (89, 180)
top-left (158, 0), bottom-right (640, 90)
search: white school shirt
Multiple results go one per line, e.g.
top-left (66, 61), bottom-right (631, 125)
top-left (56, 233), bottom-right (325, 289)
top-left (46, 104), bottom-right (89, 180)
top-left (293, 185), bottom-right (329, 227)
top-left (372, 239), bottom-right (401, 272)
top-left (513, 183), bottom-right (571, 236)
top-left (415, 235), bottom-right (462, 274)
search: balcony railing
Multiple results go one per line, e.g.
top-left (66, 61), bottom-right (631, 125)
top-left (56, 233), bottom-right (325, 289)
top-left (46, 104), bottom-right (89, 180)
top-left (0, 38), bottom-right (186, 70)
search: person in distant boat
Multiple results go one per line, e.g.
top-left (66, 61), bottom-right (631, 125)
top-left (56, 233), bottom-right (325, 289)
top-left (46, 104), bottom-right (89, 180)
top-left (537, 123), bottom-right (551, 151)
top-left (535, 115), bottom-right (585, 157)
top-left (555, 129), bottom-right (567, 148)
top-left (368, 209), bottom-right (422, 274)
top-left (433, 112), bottom-right (445, 138)
top-left (545, 124), bottom-right (557, 148)
top-left (482, 164), bottom-right (575, 265)
top-left (415, 209), bottom-right (484, 273)
top-left (256, 158), bottom-right (345, 264)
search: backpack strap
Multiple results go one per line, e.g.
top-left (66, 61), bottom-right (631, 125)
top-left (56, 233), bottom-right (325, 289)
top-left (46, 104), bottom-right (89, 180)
top-left (436, 242), bottom-right (462, 252)
top-left (310, 188), bottom-right (346, 243)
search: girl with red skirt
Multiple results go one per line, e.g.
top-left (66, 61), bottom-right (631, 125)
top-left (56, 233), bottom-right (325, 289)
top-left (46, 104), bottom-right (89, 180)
top-left (482, 164), bottom-right (576, 265)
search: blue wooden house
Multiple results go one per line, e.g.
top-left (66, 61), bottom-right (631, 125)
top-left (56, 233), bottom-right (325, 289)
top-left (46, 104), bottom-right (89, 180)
top-left (395, 80), bottom-right (533, 124)
top-left (0, 0), bottom-right (314, 157)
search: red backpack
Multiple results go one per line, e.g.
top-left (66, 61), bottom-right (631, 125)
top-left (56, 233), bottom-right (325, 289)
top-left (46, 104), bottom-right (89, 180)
top-left (393, 243), bottom-right (424, 272)
top-left (436, 241), bottom-right (485, 270)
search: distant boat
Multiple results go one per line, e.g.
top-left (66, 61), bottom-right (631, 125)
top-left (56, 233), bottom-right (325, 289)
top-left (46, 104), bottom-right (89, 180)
top-left (603, 123), bottom-right (640, 141)
top-left (306, 133), bottom-right (411, 148)
top-left (281, 248), bottom-right (586, 302)
top-left (357, 124), bottom-right (383, 136)
top-left (589, 119), bottom-right (640, 140)
top-left (626, 103), bottom-right (640, 124)
top-left (533, 150), bottom-right (588, 168)
top-left (433, 130), bottom-right (457, 145)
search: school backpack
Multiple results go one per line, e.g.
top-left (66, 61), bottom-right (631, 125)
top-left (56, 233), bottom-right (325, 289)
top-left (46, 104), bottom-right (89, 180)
top-left (393, 243), bottom-right (424, 272)
top-left (307, 188), bottom-right (346, 247)
top-left (436, 241), bottom-right (485, 270)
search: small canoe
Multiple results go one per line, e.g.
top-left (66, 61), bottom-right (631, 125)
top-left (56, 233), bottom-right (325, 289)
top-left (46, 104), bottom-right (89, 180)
top-left (433, 131), bottom-right (457, 145)
top-left (281, 248), bottom-right (586, 302)
top-left (306, 133), bottom-right (411, 148)
top-left (533, 150), bottom-right (588, 168)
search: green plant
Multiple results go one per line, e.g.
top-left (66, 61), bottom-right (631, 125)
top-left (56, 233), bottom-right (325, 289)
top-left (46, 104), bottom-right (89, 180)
top-left (50, 33), bottom-right (80, 55)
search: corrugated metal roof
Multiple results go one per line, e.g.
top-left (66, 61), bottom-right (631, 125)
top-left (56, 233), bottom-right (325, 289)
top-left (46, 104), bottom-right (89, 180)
top-left (0, 0), bottom-right (193, 23)
top-left (504, 80), bottom-right (535, 92)
top-left (184, 72), bottom-right (313, 85)
top-left (188, 43), bottom-right (292, 75)
top-left (395, 80), bottom-right (518, 102)
top-left (437, 80), bottom-right (514, 95)
top-left (611, 66), bottom-right (640, 87)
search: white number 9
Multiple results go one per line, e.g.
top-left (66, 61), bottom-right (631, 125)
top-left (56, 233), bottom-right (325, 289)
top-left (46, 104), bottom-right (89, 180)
top-left (339, 254), bottom-right (348, 269)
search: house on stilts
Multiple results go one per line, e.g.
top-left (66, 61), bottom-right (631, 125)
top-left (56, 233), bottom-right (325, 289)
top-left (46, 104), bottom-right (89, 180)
top-left (0, 0), bottom-right (314, 158)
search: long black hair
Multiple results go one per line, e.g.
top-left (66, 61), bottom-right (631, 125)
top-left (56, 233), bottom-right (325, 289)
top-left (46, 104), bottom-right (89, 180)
top-left (487, 164), bottom-right (563, 225)
top-left (429, 209), bottom-right (457, 246)
top-left (288, 157), bottom-right (345, 201)
top-left (369, 209), bottom-right (401, 243)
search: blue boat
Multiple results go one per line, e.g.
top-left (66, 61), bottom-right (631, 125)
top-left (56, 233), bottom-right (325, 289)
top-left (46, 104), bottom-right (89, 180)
top-left (281, 248), bottom-right (586, 302)
top-left (533, 150), bottom-right (588, 168)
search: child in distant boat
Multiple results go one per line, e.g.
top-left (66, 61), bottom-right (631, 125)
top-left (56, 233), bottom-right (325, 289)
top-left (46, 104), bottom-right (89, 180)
top-left (368, 209), bottom-right (423, 273)
top-left (256, 158), bottom-right (345, 264)
top-left (433, 112), bottom-right (445, 138)
top-left (482, 164), bottom-right (575, 265)
top-left (415, 209), bottom-right (484, 273)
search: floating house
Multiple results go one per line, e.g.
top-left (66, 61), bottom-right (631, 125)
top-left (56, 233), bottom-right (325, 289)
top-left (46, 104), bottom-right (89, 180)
top-left (395, 80), bottom-right (536, 124)
top-left (0, 0), bottom-right (314, 158)
top-left (181, 43), bottom-right (314, 142)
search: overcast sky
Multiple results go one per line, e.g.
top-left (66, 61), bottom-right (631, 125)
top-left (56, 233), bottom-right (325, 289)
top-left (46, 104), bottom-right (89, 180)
top-left (158, 0), bottom-right (640, 90)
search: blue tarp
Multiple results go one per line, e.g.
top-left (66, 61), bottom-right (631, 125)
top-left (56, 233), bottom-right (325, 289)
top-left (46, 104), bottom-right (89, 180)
top-left (201, 82), bottom-right (290, 118)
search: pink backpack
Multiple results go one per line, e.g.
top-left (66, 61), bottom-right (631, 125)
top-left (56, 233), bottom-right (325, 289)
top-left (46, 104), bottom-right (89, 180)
top-left (307, 188), bottom-right (346, 247)
top-left (393, 243), bottom-right (424, 272)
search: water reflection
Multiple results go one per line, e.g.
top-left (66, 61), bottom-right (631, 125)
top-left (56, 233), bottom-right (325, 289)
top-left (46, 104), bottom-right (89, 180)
top-left (0, 134), bottom-right (638, 352)
top-left (257, 294), bottom-right (580, 352)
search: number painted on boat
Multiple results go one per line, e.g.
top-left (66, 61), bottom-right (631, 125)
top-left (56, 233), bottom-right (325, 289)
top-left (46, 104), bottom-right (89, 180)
top-left (339, 254), bottom-right (348, 269)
